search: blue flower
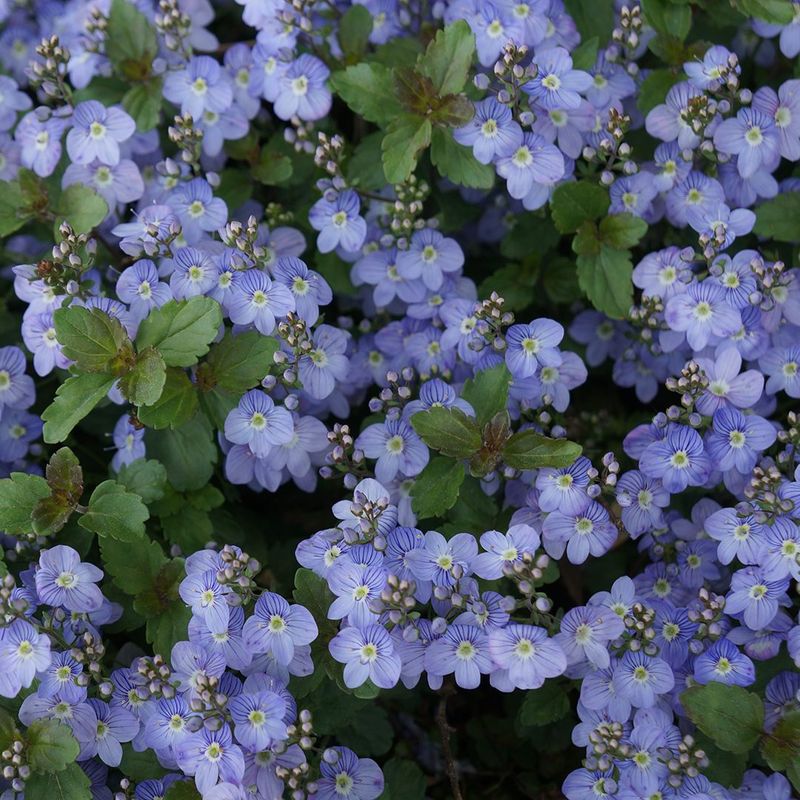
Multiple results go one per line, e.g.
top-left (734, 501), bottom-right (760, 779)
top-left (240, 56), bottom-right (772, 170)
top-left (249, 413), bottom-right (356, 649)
top-left (229, 690), bottom-right (287, 751)
top-left (116, 259), bottom-right (173, 322)
top-left (169, 247), bottom-right (220, 299)
top-left (504, 318), bottom-right (564, 379)
top-left (242, 591), bottom-right (318, 664)
top-left (396, 229), bottom-right (465, 291)
top-left (273, 54), bottom-right (331, 121)
top-left (664, 281), bottom-right (741, 352)
top-left (163, 55), bottom-right (233, 119)
top-left (227, 268), bottom-right (295, 335)
top-left (525, 47), bottom-right (592, 110)
top-left (111, 414), bottom-right (145, 471)
top-left (34, 545), bottom-right (104, 613)
top-left (327, 562), bottom-right (386, 628)
top-left (329, 624), bottom-right (402, 689)
top-left (66, 101), bottom-right (135, 166)
top-left (693, 638), bottom-right (755, 686)
top-left (487, 624), bottom-right (566, 691)
top-left (639, 424), bottom-right (711, 493)
top-left (453, 97), bottom-right (523, 164)
top-left (298, 324), bottom-right (350, 400)
top-left (542, 500), bottom-right (616, 565)
top-left (82, 699), bottom-right (139, 767)
top-left (224, 390), bottom-right (294, 458)
top-left (611, 651), bottom-right (674, 708)
top-left (705, 406), bottom-right (776, 475)
top-left (0, 619), bottom-right (51, 698)
top-left (725, 567), bottom-right (789, 630)
top-left (272, 256), bottom-right (332, 326)
top-left (495, 132), bottom-right (565, 203)
top-left (309, 190), bottom-right (367, 254)
top-left (15, 109), bottom-right (68, 177)
top-left (317, 747), bottom-right (383, 800)
top-left (554, 605), bottom-right (625, 669)
top-left (714, 107), bottom-right (781, 178)
top-left (169, 178), bottom-right (228, 243)
top-left (355, 417), bottom-right (429, 483)
top-left (424, 624), bottom-right (492, 689)
top-left (174, 725), bottom-right (245, 794)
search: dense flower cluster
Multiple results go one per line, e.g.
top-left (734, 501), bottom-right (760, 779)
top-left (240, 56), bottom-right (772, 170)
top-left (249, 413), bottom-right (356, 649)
top-left (0, 0), bottom-right (799, 798)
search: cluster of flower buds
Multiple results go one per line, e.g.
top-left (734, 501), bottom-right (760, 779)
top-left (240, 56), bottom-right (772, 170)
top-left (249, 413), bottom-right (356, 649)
top-left (28, 35), bottom-right (72, 102)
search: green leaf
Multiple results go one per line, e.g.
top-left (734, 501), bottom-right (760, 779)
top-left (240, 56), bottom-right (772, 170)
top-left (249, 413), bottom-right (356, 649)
top-left (115, 459), bottom-right (167, 503)
top-left (120, 346), bottom-right (167, 406)
top-left (680, 682), bottom-right (764, 753)
top-left (571, 36), bottom-right (599, 70)
top-left (518, 681), bottom-right (571, 727)
top-left (201, 331), bottom-right (278, 393)
top-left (122, 78), bottom-right (163, 131)
top-left (379, 758), bottom-right (426, 800)
top-left (160, 506), bottom-right (213, 551)
top-left (134, 558), bottom-right (185, 616)
top-left (599, 213), bottom-right (648, 249)
top-left (293, 568), bottom-right (336, 626)
top-left (26, 720), bottom-right (80, 772)
top-left (53, 185), bottom-right (108, 234)
top-left (100, 533), bottom-right (167, 595)
top-left (54, 305), bottom-right (131, 373)
top-left (78, 480), bottom-right (150, 541)
top-left (502, 430), bottom-right (582, 470)
top-left (410, 457), bottom-right (465, 519)
top-left (163, 782), bottom-right (202, 800)
top-left (562, 0), bottom-right (614, 43)
top-left (107, 0), bottom-right (158, 80)
top-left (761, 710), bottom-right (800, 770)
top-left (136, 297), bottom-right (223, 367)
top-left (42, 373), bottom-right (117, 444)
top-left (551, 182), bottom-right (610, 233)
top-left (754, 192), bottom-right (800, 242)
top-left (31, 449), bottom-right (83, 536)
top-left (0, 180), bottom-right (34, 236)
top-left (460, 364), bottom-right (512, 426)
top-left (733, 0), bottom-right (795, 23)
top-left (410, 407), bottom-right (482, 458)
top-left (136, 367), bottom-right (198, 429)
top-left (641, 0), bottom-right (692, 39)
top-left (144, 413), bottom-right (217, 492)
top-left (339, 4), bottom-right (372, 58)
top-left (418, 19), bottom-right (475, 95)
top-left (576, 244), bottom-right (634, 319)
top-left (118, 745), bottom-right (168, 781)
top-left (0, 473), bottom-right (50, 535)
top-left (146, 603), bottom-right (192, 659)
top-left (24, 764), bottom-right (91, 800)
top-left (347, 131), bottom-right (389, 191)
top-left (253, 143), bottom-right (294, 186)
top-left (638, 68), bottom-right (680, 114)
top-left (382, 115), bottom-right (432, 184)
top-left (330, 63), bottom-right (401, 128)
top-left (694, 733), bottom-right (747, 787)
top-left (430, 127), bottom-right (494, 189)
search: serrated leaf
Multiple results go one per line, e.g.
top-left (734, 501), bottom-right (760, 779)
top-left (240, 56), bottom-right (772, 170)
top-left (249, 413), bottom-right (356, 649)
top-left (134, 558), bottom-right (185, 616)
top-left (550, 182), bottom-right (610, 233)
top-left (136, 297), bottom-right (222, 367)
top-left (107, 0), bottom-right (158, 80)
top-left (641, 0), bottom-right (692, 39)
top-left (418, 19), bottom-right (475, 95)
top-left (0, 180), bottom-right (34, 236)
top-left (410, 407), bottom-right (482, 458)
top-left (120, 346), bottom-right (166, 406)
top-left (460, 364), bottom-right (512, 426)
top-left (330, 63), bottom-right (401, 128)
top-left (599, 213), bottom-right (648, 249)
top-left (518, 681), bottom-right (571, 727)
top-left (24, 764), bottom-right (91, 800)
top-left (382, 115), bottom-right (432, 184)
top-left (430, 127), bottom-right (494, 190)
top-left (144, 413), bottom-right (217, 492)
top-left (136, 367), bottom-right (198, 429)
top-left (53, 306), bottom-right (131, 373)
top-left (54, 185), bottom-right (108, 234)
top-left (339, 4), bottom-right (372, 57)
top-left (680, 682), bottom-right (764, 753)
top-left (115, 459), bottom-right (167, 503)
top-left (201, 330), bottom-right (277, 393)
top-left (576, 245), bottom-right (634, 319)
top-left (26, 720), bottom-right (80, 772)
top-left (42, 373), bottom-right (116, 444)
top-left (502, 430), bottom-right (582, 470)
top-left (733, 0), bottom-right (794, 23)
top-left (754, 193), bottom-right (800, 242)
top-left (100, 533), bottom-right (167, 595)
top-left (410, 457), bottom-right (465, 519)
top-left (78, 480), bottom-right (149, 541)
top-left (638, 68), bottom-right (681, 114)
top-left (146, 603), bottom-right (192, 658)
top-left (0, 473), bottom-right (50, 535)
top-left (122, 78), bottom-right (162, 131)
top-left (761, 711), bottom-right (800, 771)
top-left (571, 36), bottom-right (599, 70)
